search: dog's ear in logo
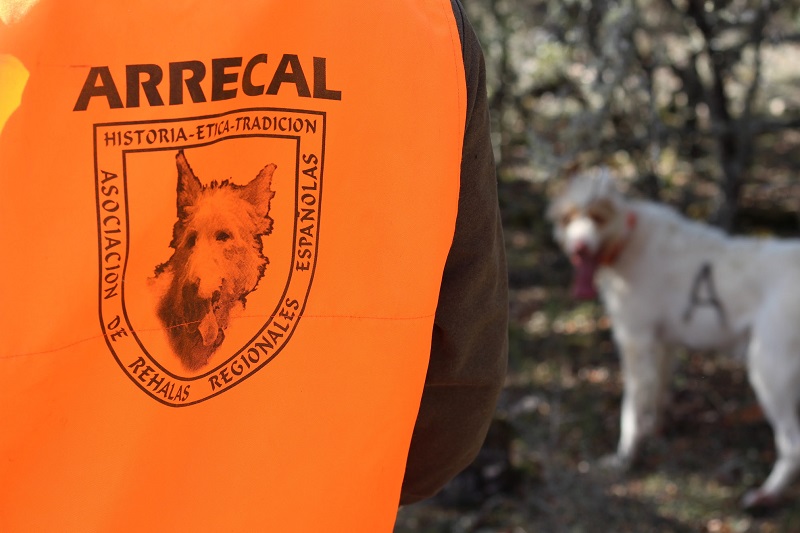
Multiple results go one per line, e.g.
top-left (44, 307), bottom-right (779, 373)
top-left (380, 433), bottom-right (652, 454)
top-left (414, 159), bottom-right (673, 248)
top-left (152, 149), bottom-right (276, 371)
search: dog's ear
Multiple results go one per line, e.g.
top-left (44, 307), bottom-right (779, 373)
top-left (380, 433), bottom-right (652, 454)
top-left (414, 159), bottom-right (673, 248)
top-left (240, 163), bottom-right (277, 219)
top-left (175, 150), bottom-right (203, 218)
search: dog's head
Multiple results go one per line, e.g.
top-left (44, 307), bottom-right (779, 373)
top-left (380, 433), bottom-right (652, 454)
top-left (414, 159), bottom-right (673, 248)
top-left (547, 168), bottom-right (630, 299)
top-left (169, 150), bottom-right (275, 299)
top-left (154, 150), bottom-right (276, 370)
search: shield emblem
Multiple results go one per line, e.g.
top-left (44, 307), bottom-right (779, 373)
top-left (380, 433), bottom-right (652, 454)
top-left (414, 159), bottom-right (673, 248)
top-left (94, 108), bottom-right (324, 405)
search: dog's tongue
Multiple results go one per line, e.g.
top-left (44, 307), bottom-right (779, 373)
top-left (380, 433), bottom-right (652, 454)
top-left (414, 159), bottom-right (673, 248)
top-left (198, 311), bottom-right (220, 347)
top-left (571, 251), bottom-right (598, 300)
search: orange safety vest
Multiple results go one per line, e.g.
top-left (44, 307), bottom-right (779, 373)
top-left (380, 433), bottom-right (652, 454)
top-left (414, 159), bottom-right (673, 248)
top-left (0, 1), bottom-right (466, 531)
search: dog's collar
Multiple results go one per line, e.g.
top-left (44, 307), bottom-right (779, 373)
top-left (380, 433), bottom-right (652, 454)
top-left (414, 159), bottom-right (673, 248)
top-left (599, 211), bottom-right (637, 266)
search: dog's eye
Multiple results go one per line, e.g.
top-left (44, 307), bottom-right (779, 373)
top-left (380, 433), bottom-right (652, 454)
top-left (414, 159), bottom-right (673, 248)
top-left (186, 233), bottom-right (197, 248)
top-left (216, 231), bottom-right (232, 242)
top-left (588, 211), bottom-right (608, 226)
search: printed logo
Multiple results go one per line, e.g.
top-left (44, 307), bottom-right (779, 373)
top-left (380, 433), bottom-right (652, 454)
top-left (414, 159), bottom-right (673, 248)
top-left (95, 107), bottom-right (323, 406)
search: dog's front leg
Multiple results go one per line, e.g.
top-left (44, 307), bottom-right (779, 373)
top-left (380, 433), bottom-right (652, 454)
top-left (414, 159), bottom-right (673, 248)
top-left (607, 333), bottom-right (671, 469)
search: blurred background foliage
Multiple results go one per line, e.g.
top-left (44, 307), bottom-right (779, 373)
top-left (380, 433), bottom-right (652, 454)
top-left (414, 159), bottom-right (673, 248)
top-left (476, 0), bottom-right (800, 229)
top-left (396, 1), bottom-right (800, 532)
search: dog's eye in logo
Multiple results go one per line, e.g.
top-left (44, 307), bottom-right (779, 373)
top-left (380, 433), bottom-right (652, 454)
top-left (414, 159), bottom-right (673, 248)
top-left (151, 150), bottom-right (276, 371)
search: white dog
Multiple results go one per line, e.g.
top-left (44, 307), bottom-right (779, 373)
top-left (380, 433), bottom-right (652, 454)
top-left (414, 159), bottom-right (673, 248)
top-left (548, 169), bottom-right (800, 509)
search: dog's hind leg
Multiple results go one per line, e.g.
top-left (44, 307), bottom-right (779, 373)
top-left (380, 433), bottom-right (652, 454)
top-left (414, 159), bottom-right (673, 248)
top-left (605, 332), bottom-right (673, 469)
top-left (741, 315), bottom-right (800, 509)
top-left (740, 387), bottom-right (800, 509)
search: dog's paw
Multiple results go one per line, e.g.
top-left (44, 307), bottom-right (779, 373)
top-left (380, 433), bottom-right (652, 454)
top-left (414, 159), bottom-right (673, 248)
top-left (741, 488), bottom-right (783, 512)
top-left (598, 453), bottom-right (632, 472)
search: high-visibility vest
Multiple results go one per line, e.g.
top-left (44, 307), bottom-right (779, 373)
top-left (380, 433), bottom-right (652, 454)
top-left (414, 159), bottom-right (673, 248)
top-left (0, 1), bottom-right (466, 531)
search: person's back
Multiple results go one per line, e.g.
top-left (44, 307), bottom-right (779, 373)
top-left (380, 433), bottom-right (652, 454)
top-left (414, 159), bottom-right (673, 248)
top-left (0, 1), bottom-right (508, 530)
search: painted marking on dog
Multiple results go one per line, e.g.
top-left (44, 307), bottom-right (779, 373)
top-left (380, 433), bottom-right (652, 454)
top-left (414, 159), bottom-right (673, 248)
top-left (682, 262), bottom-right (728, 327)
top-left (94, 107), bottom-right (324, 406)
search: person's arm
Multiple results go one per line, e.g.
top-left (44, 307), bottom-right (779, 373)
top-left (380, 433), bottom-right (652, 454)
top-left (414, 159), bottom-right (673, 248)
top-left (400, 0), bottom-right (509, 505)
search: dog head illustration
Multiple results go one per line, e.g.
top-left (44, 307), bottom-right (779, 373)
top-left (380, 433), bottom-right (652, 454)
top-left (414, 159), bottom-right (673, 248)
top-left (153, 150), bottom-right (276, 370)
top-left (547, 168), bottom-right (630, 300)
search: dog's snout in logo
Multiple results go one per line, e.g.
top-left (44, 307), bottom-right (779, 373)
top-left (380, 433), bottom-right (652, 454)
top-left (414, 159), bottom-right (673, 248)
top-left (151, 150), bottom-right (277, 371)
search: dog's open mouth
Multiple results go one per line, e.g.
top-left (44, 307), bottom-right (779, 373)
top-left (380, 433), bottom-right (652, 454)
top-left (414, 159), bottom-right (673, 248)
top-left (571, 249), bottom-right (599, 300)
top-left (197, 291), bottom-right (223, 347)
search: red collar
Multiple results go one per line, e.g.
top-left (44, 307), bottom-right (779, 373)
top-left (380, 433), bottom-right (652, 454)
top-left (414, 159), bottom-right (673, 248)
top-left (598, 211), bottom-right (637, 266)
